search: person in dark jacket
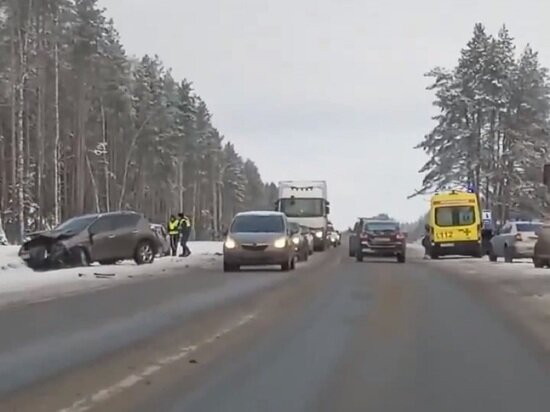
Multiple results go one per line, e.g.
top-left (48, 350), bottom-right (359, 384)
top-left (167, 215), bottom-right (180, 256)
top-left (179, 213), bottom-right (192, 257)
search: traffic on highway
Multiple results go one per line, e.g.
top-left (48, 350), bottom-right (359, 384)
top-left (2, 176), bottom-right (550, 411)
top-left (3, 2), bottom-right (550, 411)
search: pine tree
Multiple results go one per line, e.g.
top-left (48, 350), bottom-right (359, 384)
top-left (414, 23), bottom-right (550, 221)
top-left (0, 1), bottom-right (275, 242)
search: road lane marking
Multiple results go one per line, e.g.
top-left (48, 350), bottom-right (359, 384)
top-left (58, 313), bottom-right (256, 412)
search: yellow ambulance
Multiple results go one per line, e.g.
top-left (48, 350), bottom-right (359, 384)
top-left (428, 189), bottom-right (482, 258)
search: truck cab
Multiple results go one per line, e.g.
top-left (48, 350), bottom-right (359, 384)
top-left (276, 181), bottom-right (330, 251)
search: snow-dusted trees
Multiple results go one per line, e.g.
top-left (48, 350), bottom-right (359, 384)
top-left (0, 0), bottom-right (274, 241)
top-left (415, 24), bottom-right (550, 222)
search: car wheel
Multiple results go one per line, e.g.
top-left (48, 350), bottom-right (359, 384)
top-left (430, 251), bottom-right (439, 260)
top-left (134, 240), bottom-right (155, 265)
top-left (291, 256), bottom-right (297, 270)
top-left (504, 246), bottom-right (514, 263)
top-left (74, 247), bottom-right (90, 267)
top-left (223, 262), bottom-right (239, 272)
top-left (281, 260), bottom-right (291, 271)
top-left (397, 254), bottom-right (406, 263)
top-left (533, 257), bottom-right (545, 268)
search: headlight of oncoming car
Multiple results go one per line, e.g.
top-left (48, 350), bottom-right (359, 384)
top-left (315, 231), bottom-right (323, 238)
top-left (225, 238), bottom-right (237, 249)
top-left (274, 237), bottom-right (287, 248)
top-left (292, 236), bottom-right (300, 245)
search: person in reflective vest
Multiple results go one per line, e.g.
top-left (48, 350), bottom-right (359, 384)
top-left (179, 213), bottom-right (192, 257)
top-left (167, 215), bottom-right (180, 256)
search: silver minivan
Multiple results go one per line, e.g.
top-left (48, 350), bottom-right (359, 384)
top-left (223, 211), bottom-right (297, 272)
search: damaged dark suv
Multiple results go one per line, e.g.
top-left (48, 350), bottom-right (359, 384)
top-left (19, 211), bottom-right (158, 269)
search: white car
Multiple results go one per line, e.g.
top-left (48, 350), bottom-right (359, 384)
top-left (489, 221), bottom-right (542, 263)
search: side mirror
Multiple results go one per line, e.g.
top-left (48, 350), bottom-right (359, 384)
top-left (223, 229), bottom-right (228, 237)
top-left (325, 206), bottom-right (330, 215)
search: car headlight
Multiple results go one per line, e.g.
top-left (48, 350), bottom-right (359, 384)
top-left (315, 231), bottom-right (323, 238)
top-left (292, 236), bottom-right (300, 245)
top-left (225, 238), bottom-right (237, 249)
top-left (274, 237), bottom-right (287, 248)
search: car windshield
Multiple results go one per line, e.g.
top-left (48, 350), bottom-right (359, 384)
top-left (516, 223), bottom-right (542, 232)
top-left (364, 222), bottom-right (399, 232)
top-left (435, 206), bottom-right (475, 227)
top-left (280, 198), bottom-right (324, 218)
top-left (231, 215), bottom-right (285, 233)
top-left (55, 216), bottom-right (97, 233)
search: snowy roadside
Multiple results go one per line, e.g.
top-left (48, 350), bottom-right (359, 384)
top-left (0, 242), bottom-right (223, 308)
top-left (413, 244), bottom-right (550, 352)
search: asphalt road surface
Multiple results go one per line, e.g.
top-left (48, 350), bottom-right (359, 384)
top-left (1, 245), bottom-right (550, 412)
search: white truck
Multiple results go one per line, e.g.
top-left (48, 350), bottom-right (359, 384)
top-left (276, 181), bottom-right (330, 251)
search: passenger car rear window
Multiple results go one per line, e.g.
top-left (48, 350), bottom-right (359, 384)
top-left (364, 222), bottom-right (399, 232)
top-left (89, 216), bottom-right (114, 234)
top-left (231, 215), bottom-right (284, 233)
top-left (113, 214), bottom-right (140, 230)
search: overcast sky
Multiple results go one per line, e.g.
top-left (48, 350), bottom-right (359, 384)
top-left (100, 0), bottom-right (550, 228)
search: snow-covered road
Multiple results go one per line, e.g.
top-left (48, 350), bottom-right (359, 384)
top-left (409, 243), bottom-right (550, 352)
top-left (0, 242), bottom-right (223, 308)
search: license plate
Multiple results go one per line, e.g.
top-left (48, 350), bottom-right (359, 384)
top-left (375, 238), bottom-right (390, 242)
top-left (441, 243), bottom-right (454, 248)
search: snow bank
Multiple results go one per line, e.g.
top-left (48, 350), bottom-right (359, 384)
top-left (420, 250), bottom-right (550, 350)
top-left (428, 254), bottom-right (546, 280)
top-left (0, 242), bottom-right (223, 307)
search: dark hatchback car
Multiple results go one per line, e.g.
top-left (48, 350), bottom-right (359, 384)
top-left (355, 220), bottom-right (406, 263)
top-left (19, 211), bottom-right (158, 269)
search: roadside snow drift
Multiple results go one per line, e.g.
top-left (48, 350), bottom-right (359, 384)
top-left (0, 242), bottom-right (223, 307)
top-left (414, 244), bottom-right (550, 351)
